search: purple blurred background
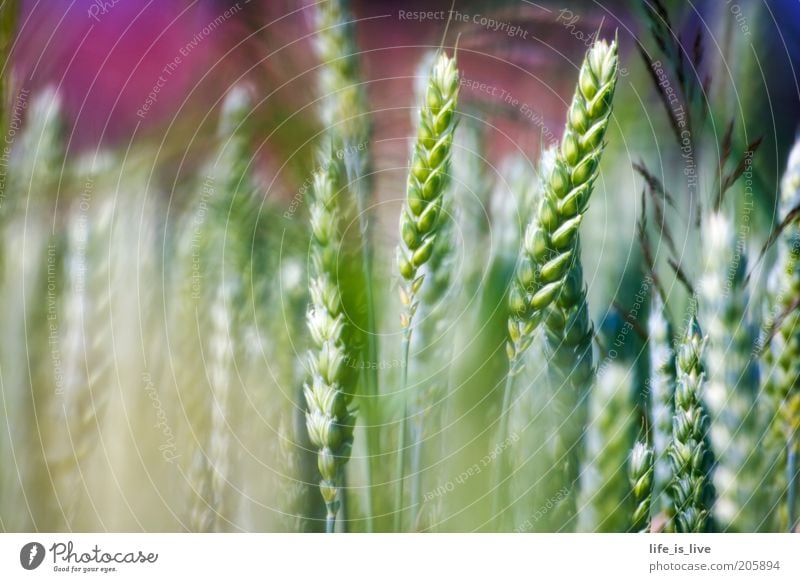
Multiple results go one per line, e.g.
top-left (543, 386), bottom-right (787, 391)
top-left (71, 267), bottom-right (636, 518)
top-left (7, 0), bottom-right (800, 198)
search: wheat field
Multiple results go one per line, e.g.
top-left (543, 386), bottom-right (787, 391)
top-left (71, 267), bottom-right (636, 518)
top-left (0, 0), bottom-right (798, 534)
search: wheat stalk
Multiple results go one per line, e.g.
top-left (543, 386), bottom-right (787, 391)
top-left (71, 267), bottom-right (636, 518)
top-left (762, 137), bottom-right (800, 532)
top-left (451, 121), bottom-right (492, 293)
top-left (313, 1), bottom-right (378, 529)
top-left (13, 90), bottom-right (68, 530)
top-left (408, 194), bottom-right (455, 528)
top-left (629, 440), bottom-right (654, 532)
top-left (698, 211), bottom-right (762, 530)
top-left (667, 316), bottom-right (716, 532)
top-left (54, 187), bottom-right (114, 530)
top-left (188, 284), bottom-right (234, 532)
top-left (304, 154), bottom-right (357, 533)
top-left (647, 293), bottom-right (676, 517)
top-left (497, 38), bottom-right (618, 529)
top-left (395, 50), bottom-right (459, 531)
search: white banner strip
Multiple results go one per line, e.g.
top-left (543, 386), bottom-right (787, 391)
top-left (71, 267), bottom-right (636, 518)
top-left (1, 533), bottom-right (797, 581)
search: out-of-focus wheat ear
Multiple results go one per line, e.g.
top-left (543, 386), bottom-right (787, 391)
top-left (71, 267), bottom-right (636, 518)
top-left (10, 89), bottom-right (67, 531)
top-left (180, 87), bottom-right (254, 532)
top-left (52, 186), bottom-right (114, 530)
top-left (698, 212), bottom-right (762, 530)
top-left (629, 440), bottom-right (654, 532)
top-left (762, 137), bottom-right (800, 531)
top-left (313, 0), bottom-right (369, 160)
top-left (577, 363), bottom-right (635, 532)
top-left (667, 317), bottom-right (716, 532)
top-left (188, 285), bottom-right (234, 532)
top-left (647, 293), bottom-right (676, 519)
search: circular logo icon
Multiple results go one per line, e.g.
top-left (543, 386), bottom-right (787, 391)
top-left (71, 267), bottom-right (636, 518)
top-left (20, 542), bottom-right (45, 570)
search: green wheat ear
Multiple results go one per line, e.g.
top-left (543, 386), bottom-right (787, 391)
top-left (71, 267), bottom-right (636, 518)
top-left (395, 50), bottom-right (459, 530)
top-left (304, 153), bottom-right (357, 533)
top-left (668, 317), bottom-right (716, 533)
top-left (397, 51), bottom-right (459, 302)
top-left (495, 38), bottom-right (617, 530)
top-left (763, 137), bottom-right (800, 532)
top-left (507, 37), bottom-right (618, 370)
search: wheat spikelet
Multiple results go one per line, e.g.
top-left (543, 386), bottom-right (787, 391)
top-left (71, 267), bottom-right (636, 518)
top-left (313, 3), bottom-right (379, 529)
top-left (629, 440), bottom-right (654, 532)
top-left (397, 51), bottom-right (459, 308)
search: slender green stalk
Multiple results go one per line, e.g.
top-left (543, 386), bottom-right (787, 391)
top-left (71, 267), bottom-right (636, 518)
top-left (629, 440), bottom-right (655, 532)
top-left (206, 286), bottom-right (232, 531)
top-left (501, 38), bottom-right (618, 530)
top-left (395, 51), bottom-right (459, 531)
top-left (313, 0), bottom-right (377, 530)
top-left (394, 329), bottom-right (411, 532)
top-left (762, 137), bottom-right (800, 531)
top-left (304, 155), bottom-right (357, 533)
top-left (667, 317), bottom-right (715, 532)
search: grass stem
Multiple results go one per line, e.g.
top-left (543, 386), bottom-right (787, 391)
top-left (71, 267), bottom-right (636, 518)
top-left (491, 370), bottom-right (516, 528)
top-left (394, 327), bottom-right (412, 531)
